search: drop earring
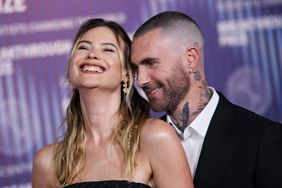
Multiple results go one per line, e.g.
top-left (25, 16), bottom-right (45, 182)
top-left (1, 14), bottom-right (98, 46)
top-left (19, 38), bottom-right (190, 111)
top-left (122, 77), bottom-right (129, 95)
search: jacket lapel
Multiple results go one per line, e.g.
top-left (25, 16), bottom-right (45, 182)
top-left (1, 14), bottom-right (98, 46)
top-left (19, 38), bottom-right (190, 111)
top-left (194, 93), bottom-right (241, 187)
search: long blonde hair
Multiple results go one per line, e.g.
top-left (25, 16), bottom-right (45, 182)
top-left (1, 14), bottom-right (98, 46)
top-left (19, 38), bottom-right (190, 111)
top-left (53, 18), bottom-right (150, 185)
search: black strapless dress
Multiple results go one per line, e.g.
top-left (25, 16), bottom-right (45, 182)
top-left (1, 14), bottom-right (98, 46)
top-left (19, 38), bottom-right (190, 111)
top-left (64, 180), bottom-right (152, 188)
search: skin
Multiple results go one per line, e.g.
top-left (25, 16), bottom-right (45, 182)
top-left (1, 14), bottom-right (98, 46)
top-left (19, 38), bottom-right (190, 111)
top-left (131, 28), bottom-right (212, 132)
top-left (32, 27), bottom-right (194, 188)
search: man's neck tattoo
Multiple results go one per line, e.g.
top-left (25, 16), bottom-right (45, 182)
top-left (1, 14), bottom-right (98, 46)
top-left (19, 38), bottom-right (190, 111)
top-left (193, 71), bottom-right (201, 81)
top-left (169, 102), bottom-right (189, 132)
top-left (191, 80), bottom-right (212, 117)
top-left (168, 78), bottom-right (212, 132)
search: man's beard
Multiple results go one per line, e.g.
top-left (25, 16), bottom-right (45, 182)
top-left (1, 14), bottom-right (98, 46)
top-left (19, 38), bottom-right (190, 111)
top-left (149, 67), bottom-right (190, 113)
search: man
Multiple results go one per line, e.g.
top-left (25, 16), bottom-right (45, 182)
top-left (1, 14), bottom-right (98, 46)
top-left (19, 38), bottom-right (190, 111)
top-left (131, 11), bottom-right (282, 188)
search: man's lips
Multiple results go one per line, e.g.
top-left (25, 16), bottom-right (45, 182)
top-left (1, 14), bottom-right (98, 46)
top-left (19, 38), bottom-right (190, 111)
top-left (143, 87), bottom-right (161, 97)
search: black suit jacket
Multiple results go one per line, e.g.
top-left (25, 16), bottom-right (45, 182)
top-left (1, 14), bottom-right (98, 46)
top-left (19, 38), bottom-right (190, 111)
top-left (162, 93), bottom-right (282, 188)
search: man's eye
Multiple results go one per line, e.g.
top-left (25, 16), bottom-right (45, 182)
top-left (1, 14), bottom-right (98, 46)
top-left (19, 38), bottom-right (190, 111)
top-left (146, 61), bottom-right (156, 67)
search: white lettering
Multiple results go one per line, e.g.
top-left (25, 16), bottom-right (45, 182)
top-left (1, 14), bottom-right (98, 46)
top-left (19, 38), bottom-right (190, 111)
top-left (0, 161), bottom-right (32, 177)
top-left (0, 59), bottom-right (13, 76)
top-left (0, 0), bottom-right (27, 14)
top-left (0, 12), bottom-right (127, 37)
top-left (3, 183), bottom-right (31, 188)
top-left (0, 40), bottom-right (72, 60)
top-left (216, 15), bottom-right (282, 47)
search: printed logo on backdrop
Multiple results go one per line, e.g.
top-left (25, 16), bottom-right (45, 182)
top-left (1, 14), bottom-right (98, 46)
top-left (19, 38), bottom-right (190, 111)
top-left (0, 0), bottom-right (27, 14)
top-left (0, 59), bottom-right (13, 76)
top-left (216, 0), bottom-right (282, 47)
top-left (0, 12), bottom-right (126, 38)
top-left (0, 97), bottom-right (33, 156)
top-left (226, 65), bottom-right (272, 115)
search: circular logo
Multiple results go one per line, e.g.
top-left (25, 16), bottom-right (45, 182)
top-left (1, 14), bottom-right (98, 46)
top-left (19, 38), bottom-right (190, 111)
top-left (226, 65), bottom-right (272, 115)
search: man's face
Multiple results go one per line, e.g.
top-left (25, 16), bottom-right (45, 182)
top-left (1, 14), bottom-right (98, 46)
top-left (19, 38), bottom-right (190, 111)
top-left (131, 29), bottom-right (190, 112)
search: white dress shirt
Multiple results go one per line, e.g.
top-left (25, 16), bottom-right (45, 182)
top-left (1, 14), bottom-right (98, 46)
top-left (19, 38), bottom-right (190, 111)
top-left (167, 87), bottom-right (219, 177)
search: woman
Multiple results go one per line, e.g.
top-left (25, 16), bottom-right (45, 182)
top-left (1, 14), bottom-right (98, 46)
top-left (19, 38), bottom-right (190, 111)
top-left (32, 18), bottom-right (194, 188)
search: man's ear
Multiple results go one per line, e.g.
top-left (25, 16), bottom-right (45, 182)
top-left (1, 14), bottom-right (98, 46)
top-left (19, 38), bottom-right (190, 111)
top-left (184, 46), bottom-right (200, 69)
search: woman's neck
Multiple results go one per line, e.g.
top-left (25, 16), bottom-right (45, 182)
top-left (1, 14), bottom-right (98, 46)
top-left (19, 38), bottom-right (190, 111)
top-left (78, 88), bottom-right (122, 141)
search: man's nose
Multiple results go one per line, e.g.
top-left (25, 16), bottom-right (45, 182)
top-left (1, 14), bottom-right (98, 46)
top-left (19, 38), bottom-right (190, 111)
top-left (136, 68), bottom-right (150, 87)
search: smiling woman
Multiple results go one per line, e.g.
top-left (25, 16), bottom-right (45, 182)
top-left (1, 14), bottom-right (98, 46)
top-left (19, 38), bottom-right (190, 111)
top-left (68, 26), bottom-right (125, 91)
top-left (31, 18), bottom-right (194, 188)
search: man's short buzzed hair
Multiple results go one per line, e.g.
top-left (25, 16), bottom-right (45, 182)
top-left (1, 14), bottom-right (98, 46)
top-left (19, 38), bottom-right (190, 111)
top-left (133, 11), bottom-right (204, 50)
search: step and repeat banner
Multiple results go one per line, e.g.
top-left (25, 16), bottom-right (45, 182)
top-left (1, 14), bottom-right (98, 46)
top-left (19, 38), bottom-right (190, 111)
top-left (0, 0), bottom-right (281, 187)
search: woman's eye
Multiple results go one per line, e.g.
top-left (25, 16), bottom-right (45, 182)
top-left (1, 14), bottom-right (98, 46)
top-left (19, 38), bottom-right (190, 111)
top-left (103, 48), bottom-right (115, 52)
top-left (77, 45), bottom-right (89, 50)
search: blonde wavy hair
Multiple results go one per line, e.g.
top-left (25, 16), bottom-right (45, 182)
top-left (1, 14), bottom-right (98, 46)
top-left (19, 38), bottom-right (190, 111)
top-left (53, 18), bottom-right (150, 185)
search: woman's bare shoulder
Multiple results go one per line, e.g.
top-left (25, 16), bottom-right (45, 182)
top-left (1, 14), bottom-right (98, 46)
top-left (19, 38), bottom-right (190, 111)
top-left (33, 143), bottom-right (58, 165)
top-left (139, 119), bottom-right (194, 188)
top-left (32, 142), bottom-right (60, 187)
top-left (140, 118), bottom-right (178, 147)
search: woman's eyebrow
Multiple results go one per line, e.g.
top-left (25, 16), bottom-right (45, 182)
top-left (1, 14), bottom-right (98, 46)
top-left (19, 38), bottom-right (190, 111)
top-left (77, 40), bottom-right (91, 45)
top-left (101, 42), bottom-right (118, 49)
top-left (76, 41), bottom-right (118, 49)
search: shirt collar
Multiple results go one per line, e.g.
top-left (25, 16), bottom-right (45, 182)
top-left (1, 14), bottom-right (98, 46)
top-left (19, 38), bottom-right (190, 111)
top-left (167, 87), bottom-right (219, 139)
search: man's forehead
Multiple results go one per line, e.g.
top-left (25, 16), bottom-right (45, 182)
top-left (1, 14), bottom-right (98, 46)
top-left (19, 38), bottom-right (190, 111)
top-left (131, 29), bottom-right (176, 65)
top-left (131, 42), bottom-right (154, 65)
top-left (134, 28), bottom-right (162, 39)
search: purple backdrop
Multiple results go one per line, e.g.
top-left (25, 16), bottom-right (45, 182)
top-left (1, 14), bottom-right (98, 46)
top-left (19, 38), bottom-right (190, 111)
top-left (0, 0), bottom-right (281, 187)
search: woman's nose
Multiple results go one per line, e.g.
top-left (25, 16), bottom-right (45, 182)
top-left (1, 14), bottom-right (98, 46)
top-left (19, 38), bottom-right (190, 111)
top-left (88, 52), bottom-right (99, 60)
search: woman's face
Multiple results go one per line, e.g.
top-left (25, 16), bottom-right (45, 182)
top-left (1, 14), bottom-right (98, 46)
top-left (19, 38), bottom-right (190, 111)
top-left (68, 26), bottom-right (127, 93)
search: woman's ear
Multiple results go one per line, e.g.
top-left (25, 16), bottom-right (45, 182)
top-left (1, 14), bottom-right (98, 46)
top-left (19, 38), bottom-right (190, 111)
top-left (184, 46), bottom-right (200, 69)
top-left (122, 69), bottom-right (128, 82)
top-left (123, 73), bottom-right (129, 82)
